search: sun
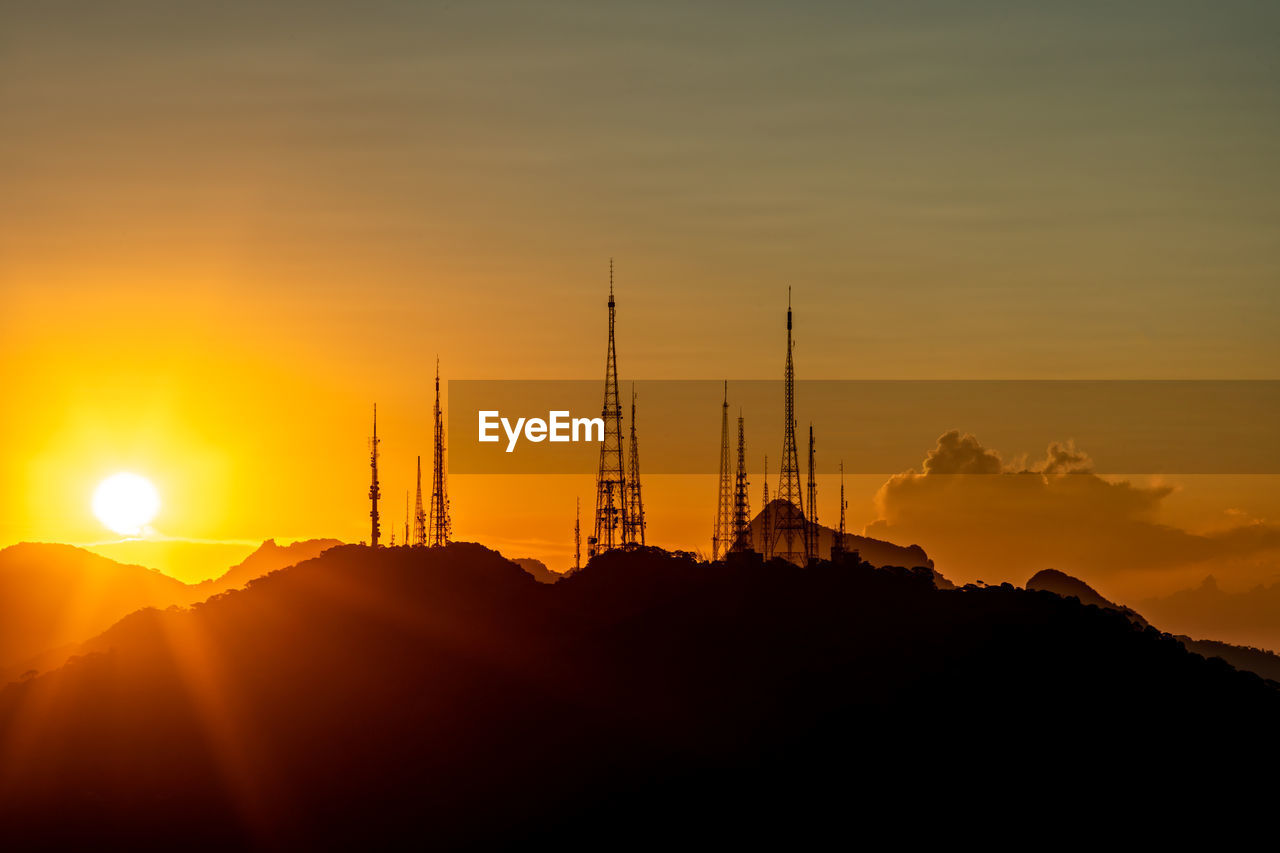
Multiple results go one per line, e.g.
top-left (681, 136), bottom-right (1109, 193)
top-left (92, 472), bottom-right (161, 536)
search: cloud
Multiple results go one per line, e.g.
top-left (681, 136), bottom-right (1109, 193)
top-left (866, 431), bottom-right (1280, 587)
top-left (920, 430), bottom-right (1003, 475)
top-left (1033, 439), bottom-right (1093, 475)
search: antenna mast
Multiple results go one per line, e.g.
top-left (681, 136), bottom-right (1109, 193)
top-left (761, 454), bottom-right (771, 560)
top-left (769, 288), bottom-right (807, 564)
top-left (712, 381), bottom-right (733, 560)
top-left (731, 412), bottom-right (752, 553)
top-left (806, 423), bottom-right (817, 564)
top-left (429, 359), bottom-right (451, 547)
top-left (832, 461), bottom-right (848, 561)
top-left (574, 498), bottom-right (581, 571)
top-left (590, 260), bottom-right (627, 557)
top-left (368, 404), bottom-right (381, 547)
top-left (413, 455), bottom-right (426, 546)
top-left (622, 384), bottom-right (645, 545)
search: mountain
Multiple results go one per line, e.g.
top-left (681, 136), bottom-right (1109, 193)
top-left (1140, 575), bottom-right (1280, 653)
top-left (1176, 636), bottom-right (1280, 683)
top-left (196, 538), bottom-right (342, 594)
top-left (0, 542), bottom-right (191, 670)
top-left (1027, 568), bottom-right (1149, 625)
top-left (1, 543), bottom-right (1276, 847)
top-left (0, 540), bottom-right (342, 683)
top-left (1028, 568), bottom-right (1280, 682)
top-left (745, 498), bottom-right (949, 585)
top-left (510, 556), bottom-right (563, 584)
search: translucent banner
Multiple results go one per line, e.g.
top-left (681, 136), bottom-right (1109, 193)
top-left (447, 380), bottom-right (1280, 474)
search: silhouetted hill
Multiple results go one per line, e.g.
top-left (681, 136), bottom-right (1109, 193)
top-left (510, 556), bottom-right (563, 584)
top-left (746, 499), bottom-right (948, 585)
top-left (1028, 568), bottom-right (1280, 683)
top-left (1176, 636), bottom-right (1280, 683)
top-left (1027, 568), bottom-right (1149, 625)
top-left (1, 543), bottom-right (1276, 847)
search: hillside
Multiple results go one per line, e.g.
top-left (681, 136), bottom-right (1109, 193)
top-left (1027, 568), bottom-right (1149, 625)
top-left (0, 543), bottom-right (191, 669)
top-left (1028, 568), bottom-right (1280, 682)
top-left (196, 538), bottom-right (342, 594)
top-left (0, 540), bottom-right (341, 682)
top-left (1, 543), bottom-right (1276, 847)
top-left (510, 556), bottom-right (563, 583)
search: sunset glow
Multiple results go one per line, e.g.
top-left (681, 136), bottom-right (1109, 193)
top-left (1, 2), bottom-right (1278, 844)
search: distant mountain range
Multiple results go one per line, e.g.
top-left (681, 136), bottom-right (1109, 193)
top-left (0, 539), bottom-right (340, 682)
top-left (1139, 574), bottom-right (1280, 653)
top-left (0, 543), bottom-right (189, 674)
top-left (510, 557), bottom-right (563, 583)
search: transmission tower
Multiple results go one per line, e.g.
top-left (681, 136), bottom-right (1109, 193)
top-left (590, 261), bottom-right (627, 558)
top-left (429, 359), bottom-right (450, 547)
top-left (413, 455), bottom-right (426, 546)
top-left (769, 288), bottom-right (807, 564)
top-left (622, 385), bottom-right (646, 546)
top-left (761, 454), bottom-right (771, 560)
top-left (574, 498), bottom-right (581, 572)
top-left (730, 412), bottom-right (752, 553)
top-left (368, 404), bottom-right (381, 548)
top-left (806, 423), bottom-right (818, 564)
top-left (712, 381), bottom-right (734, 560)
top-left (832, 461), bottom-right (848, 561)
top-left (404, 491), bottom-right (409, 547)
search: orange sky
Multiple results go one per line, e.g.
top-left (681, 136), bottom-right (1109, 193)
top-left (2, 2), bottom-right (1278, 595)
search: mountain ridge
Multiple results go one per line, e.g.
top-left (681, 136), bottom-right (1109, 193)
top-left (0, 539), bottom-right (342, 681)
top-left (3, 542), bottom-right (1276, 846)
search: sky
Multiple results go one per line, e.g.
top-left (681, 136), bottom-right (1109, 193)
top-left (2, 1), bottom-right (1278, 595)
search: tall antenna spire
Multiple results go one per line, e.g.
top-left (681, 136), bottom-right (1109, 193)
top-left (731, 411), bottom-right (752, 553)
top-left (404, 490), bottom-right (409, 547)
top-left (429, 358), bottom-right (451, 547)
top-left (806, 423), bottom-right (818, 564)
top-left (574, 498), bottom-right (581, 572)
top-left (832, 461), bottom-right (848, 561)
top-left (622, 384), bottom-right (646, 546)
top-left (413, 455), bottom-right (426, 546)
top-left (761, 454), bottom-right (771, 560)
top-left (770, 287), bottom-right (807, 564)
top-left (369, 404), bottom-right (381, 548)
top-left (712, 380), bottom-right (733, 560)
top-left (590, 261), bottom-right (627, 558)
